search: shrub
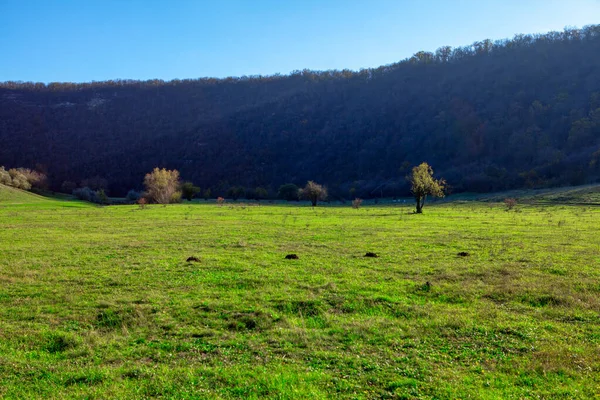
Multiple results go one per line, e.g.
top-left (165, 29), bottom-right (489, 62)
top-left (72, 187), bottom-right (110, 204)
top-left (352, 198), bottom-right (363, 209)
top-left (278, 184), bottom-right (299, 201)
top-left (96, 189), bottom-right (110, 205)
top-left (504, 198), bottom-right (517, 210)
top-left (181, 182), bottom-right (200, 201)
top-left (125, 190), bottom-right (141, 203)
top-left (73, 187), bottom-right (96, 202)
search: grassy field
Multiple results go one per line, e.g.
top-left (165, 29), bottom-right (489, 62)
top-left (1, 185), bottom-right (599, 399)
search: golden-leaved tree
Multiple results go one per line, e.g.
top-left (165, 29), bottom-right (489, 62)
top-left (143, 168), bottom-right (181, 204)
top-left (409, 163), bottom-right (446, 213)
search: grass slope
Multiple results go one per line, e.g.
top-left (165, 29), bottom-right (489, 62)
top-left (451, 183), bottom-right (600, 205)
top-left (0, 184), bottom-right (88, 209)
top-left (0, 184), bottom-right (49, 203)
top-left (0, 200), bottom-right (599, 398)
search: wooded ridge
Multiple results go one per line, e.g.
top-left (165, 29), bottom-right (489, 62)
top-left (1, 25), bottom-right (599, 198)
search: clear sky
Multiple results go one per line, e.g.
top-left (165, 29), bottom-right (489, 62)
top-left (1, 0), bottom-right (599, 83)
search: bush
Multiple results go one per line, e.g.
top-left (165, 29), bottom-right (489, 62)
top-left (73, 187), bottom-right (96, 202)
top-left (96, 189), bottom-right (110, 205)
top-left (125, 190), bottom-right (142, 203)
top-left (278, 184), bottom-right (299, 201)
top-left (73, 187), bottom-right (110, 204)
top-left (504, 198), bottom-right (517, 210)
top-left (181, 182), bottom-right (200, 201)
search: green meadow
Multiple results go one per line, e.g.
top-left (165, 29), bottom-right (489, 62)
top-left (1, 184), bottom-right (599, 399)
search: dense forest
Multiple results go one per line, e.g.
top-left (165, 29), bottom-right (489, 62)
top-left (1, 25), bottom-right (600, 198)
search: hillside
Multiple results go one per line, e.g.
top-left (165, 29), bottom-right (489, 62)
top-left (1, 25), bottom-right (600, 196)
top-left (0, 184), bottom-right (89, 208)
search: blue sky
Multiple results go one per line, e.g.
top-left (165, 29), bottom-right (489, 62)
top-left (1, 0), bottom-right (599, 83)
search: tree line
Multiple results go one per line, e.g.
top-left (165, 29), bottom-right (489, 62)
top-left (1, 161), bottom-right (446, 213)
top-left (137, 168), bottom-right (331, 206)
top-left (133, 164), bottom-right (442, 213)
top-left (0, 166), bottom-right (47, 191)
top-left (1, 25), bottom-right (599, 197)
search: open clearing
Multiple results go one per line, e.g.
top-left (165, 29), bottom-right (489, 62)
top-left (1, 185), bottom-right (599, 398)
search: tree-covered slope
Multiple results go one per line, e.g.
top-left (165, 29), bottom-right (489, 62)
top-left (1, 25), bottom-right (600, 197)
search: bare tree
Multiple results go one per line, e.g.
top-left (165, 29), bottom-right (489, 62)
top-left (143, 168), bottom-right (181, 204)
top-left (301, 181), bottom-right (328, 206)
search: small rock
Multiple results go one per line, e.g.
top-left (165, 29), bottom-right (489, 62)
top-left (285, 254), bottom-right (299, 260)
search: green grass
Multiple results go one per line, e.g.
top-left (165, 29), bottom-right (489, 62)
top-left (453, 183), bottom-right (600, 205)
top-left (1, 187), bottom-right (600, 398)
top-left (0, 184), bottom-right (88, 209)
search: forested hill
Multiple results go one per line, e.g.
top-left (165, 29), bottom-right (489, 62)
top-left (2, 25), bottom-right (600, 198)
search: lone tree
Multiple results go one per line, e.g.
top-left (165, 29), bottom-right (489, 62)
top-left (181, 182), bottom-right (200, 201)
top-left (143, 168), bottom-right (181, 204)
top-left (409, 162), bottom-right (446, 213)
top-left (301, 181), bottom-right (328, 206)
